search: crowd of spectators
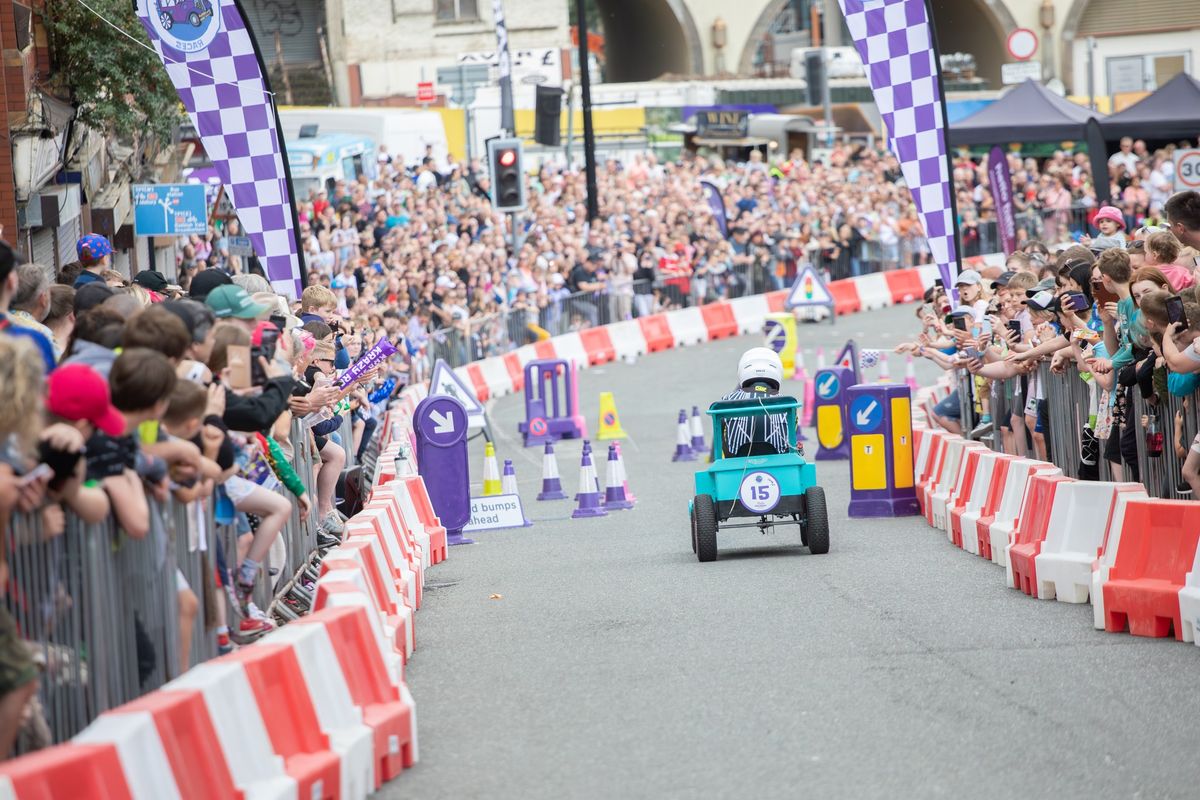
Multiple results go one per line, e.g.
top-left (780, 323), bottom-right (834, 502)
top-left (0, 232), bottom-right (402, 756)
top-left (4, 131), bottom-right (1198, 759)
top-left (905, 188), bottom-right (1200, 493)
top-left (158, 135), bottom-right (1200, 368)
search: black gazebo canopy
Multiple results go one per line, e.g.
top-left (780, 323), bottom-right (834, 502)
top-left (948, 79), bottom-right (1103, 146)
top-left (1101, 72), bottom-right (1200, 141)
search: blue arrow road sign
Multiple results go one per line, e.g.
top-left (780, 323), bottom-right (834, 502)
top-left (817, 372), bottom-right (840, 400)
top-left (850, 394), bottom-right (882, 433)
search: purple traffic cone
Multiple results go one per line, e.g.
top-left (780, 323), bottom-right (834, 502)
top-left (603, 445), bottom-right (635, 510)
top-left (614, 442), bottom-right (636, 504)
top-left (572, 450), bottom-right (608, 518)
top-left (576, 440), bottom-right (598, 501)
top-left (537, 442), bottom-right (568, 501)
top-left (501, 459), bottom-right (532, 526)
top-left (905, 354), bottom-right (919, 393)
top-left (690, 406), bottom-right (706, 452)
top-left (672, 410), bottom-right (696, 462)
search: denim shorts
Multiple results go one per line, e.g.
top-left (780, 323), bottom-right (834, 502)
top-left (933, 389), bottom-right (961, 420)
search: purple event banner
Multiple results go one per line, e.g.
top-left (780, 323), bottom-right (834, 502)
top-left (837, 0), bottom-right (960, 291)
top-left (988, 146), bottom-right (1017, 256)
top-left (701, 180), bottom-right (728, 239)
top-left (136, 0), bottom-right (305, 299)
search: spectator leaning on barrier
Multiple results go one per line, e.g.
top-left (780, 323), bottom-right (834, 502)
top-left (0, 246), bottom-right (56, 374)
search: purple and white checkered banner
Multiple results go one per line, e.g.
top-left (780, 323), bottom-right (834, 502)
top-left (837, 0), bottom-right (960, 290)
top-left (136, 0), bottom-right (304, 299)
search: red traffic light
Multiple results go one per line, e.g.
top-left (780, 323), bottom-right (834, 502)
top-left (498, 149), bottom-right (517, 168)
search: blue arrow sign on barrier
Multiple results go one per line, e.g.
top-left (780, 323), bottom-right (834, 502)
top-left (817, 372), bottom-right (840, 400)
top-left (850, 394), bottom-right (882, 433)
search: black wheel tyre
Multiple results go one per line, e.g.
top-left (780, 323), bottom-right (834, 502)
top-left (804, 486), bottom-right (830, 555)
top-left (694, 494), bottom-right (718, 562)
top-left (189, 11), bottom-right (200, 26)
top-left (690, 506), bottom-right (697, 553)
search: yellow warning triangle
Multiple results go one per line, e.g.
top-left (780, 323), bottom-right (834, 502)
top-left (597, 392), bottom-right (628, 440)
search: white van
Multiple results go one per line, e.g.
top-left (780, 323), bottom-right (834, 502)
top-left (278, 107), bottom-right (450, 170)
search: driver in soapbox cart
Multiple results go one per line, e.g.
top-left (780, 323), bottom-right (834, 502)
top-left (689, 348), bottom-right (830, 562)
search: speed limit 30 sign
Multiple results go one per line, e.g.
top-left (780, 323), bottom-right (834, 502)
top-left (1174, 149), bottom-right (1200, 192)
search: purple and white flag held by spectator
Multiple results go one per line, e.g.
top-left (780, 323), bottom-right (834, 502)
top-left (837, 0), bottom-right (960, 289)
top-left (988, 146), bottom-right (1018, 256)
top-left (135, 0), bottom-right (305, 299)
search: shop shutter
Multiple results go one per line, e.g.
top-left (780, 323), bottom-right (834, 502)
top-left (241, 0), bottom-right (324, 64)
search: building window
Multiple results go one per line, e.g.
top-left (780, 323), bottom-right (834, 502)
top-left (1105, 52), bottom-right (1190, 94)
top-left (436, 0), bottom-right (478, 22)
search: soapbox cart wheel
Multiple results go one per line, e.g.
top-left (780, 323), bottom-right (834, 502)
top-left (804, 486), bottom-right (829, 555)
top-left (694, 494), bottom-right (718, 563)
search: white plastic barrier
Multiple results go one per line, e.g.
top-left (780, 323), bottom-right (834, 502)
top-left (727, 294), bottom-right (771, 334)
top-left (952, 451), bottom-right (1005, 555)
top-left (921, 433), bottom-right (961, 521)
top-left (606, 319), bottom-right (649, 360)
top-left (854, 272), bottom-right (893, 312)
top-left (913, 429), bottom-right (942, 487)
top-left (475, 357), bottom-right (513, 399)
top-left (73, 711), bottom-right (182, 800)
top-left (266, 624), bottom-right (377, 800)
top-left (666, 306), bottom-right (709, 347)
top-left (164, 663), bottom-right (296, 800)
top-left (1034, 482), bottom-right (1145, 603)
top-left (327, 541), bottom-right (415, 657)
top-left (550, 332), bottom-right (589, 369)
top-left (988, 461), bottom-right (1060, 567)
top-left (317, 586), bottom-right (405, 689)
top-left (319, 568), bottom-right (404, 666)
top-left (930, 440), bottom-right (985, 531)
top-left (1091, 491), bottom-right (1146, 630)
top-left (940, 445), bottom-right (986, 539)
top-left (1177, 546), bottom-right (1200, 644)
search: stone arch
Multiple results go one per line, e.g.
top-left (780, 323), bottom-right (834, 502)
top-left (737, 0), bottom-right (790, 77)
top-left (928, 0), bottom-right (1019, 88)
top-left (594, 0), bottom-right (704, 82)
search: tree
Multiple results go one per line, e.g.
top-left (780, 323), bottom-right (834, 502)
top-left (42, 0), bottom-right (181, 146)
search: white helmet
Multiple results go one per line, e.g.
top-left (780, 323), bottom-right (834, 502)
top-left (737, 347), bottom-right (783, 391)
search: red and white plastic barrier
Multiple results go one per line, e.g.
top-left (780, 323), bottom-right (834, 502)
top-left (0, 460), bottom-right (440, 799)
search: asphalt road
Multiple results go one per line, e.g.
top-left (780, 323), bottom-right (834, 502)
top-left (382, 304), bottom-right (1200, 800)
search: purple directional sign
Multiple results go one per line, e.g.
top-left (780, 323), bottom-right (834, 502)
top-left (414, 395), bottom-right (472, 543)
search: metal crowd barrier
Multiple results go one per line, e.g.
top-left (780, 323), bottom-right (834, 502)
top-left (955, 360), bottom-right (1199, 498)
top-left (3, 416), bottom-right (335, 751)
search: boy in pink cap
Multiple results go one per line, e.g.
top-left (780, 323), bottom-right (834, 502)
top-left (1083, 206), bottom-right (1127, 250)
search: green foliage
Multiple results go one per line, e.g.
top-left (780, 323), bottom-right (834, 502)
top-left (42, 0), bottom-right (181, 145)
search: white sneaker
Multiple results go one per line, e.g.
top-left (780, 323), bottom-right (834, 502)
top-left (321, 512), bottom-right (345, 534)
top-left (246, 602), bottom-right (275, 627)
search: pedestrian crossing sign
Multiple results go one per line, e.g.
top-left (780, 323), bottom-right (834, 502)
top-left (786, 265), bottom-right (835, 310)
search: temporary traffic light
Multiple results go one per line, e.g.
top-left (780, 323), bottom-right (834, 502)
top-left (488, 137), bottom-right (526, 212)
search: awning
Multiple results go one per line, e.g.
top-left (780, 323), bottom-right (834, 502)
top-left (691, 136), bottom-right (773, 147)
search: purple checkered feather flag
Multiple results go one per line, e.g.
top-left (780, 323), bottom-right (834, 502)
top-left (837, 0), bottom-right (960, 289)
top-left (136, 0), bottom-right (304, 299)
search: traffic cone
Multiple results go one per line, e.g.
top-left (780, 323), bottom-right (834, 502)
top-left (501, 459), bottom-right (532, 526)
top-left (878, 353), bottom-right (892, 382)
top-left (597, 391), bottom-right (628, 440)
top-left (537, 442), bottom-right (567, 501)
top-left (571, 449), bottom-right (607, 518)
top-left (815, 346), bottom-right (827, 370)
top-left (614, 442), bottom-right (636, 504)
top-left (801, 350), bottom-right (815, 428)
top-left (482, 441), bottom-right (502, 496)
top-left (793, 345), bottom-right (808, 382)
top-left (603, 445), bottom-right (634, 510)
top-left (689, 406), bottom-right (706, 452)
top-left (905, 354), bottom-right (919, 393)
top-left (671, 410), bottom-right (695, 462)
